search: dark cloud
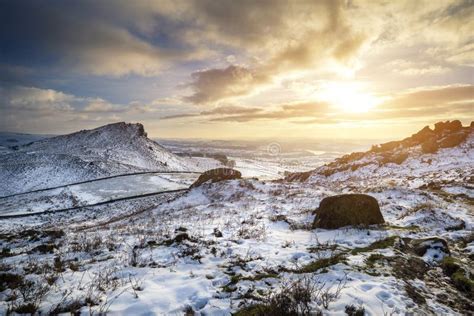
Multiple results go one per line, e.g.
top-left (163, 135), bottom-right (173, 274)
top-left (0, 1), bottom-right (203, 76)
top-left (184, 66), bottom-right (268, 104)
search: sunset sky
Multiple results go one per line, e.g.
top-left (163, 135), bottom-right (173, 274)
top-left (0, 0), bottom-right (473, 139)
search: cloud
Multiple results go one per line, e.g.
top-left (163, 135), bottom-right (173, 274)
top-left (184, 66), bottom-right (268, 104)
top-left (384, 84), bottom-right (474, 109)
top-left (386, 59), bottom-right (451, 76)
top-left (162, 102), bottom-right (330, 122)
top-left (161, 105), bottom-right (263, 120)
top-left (167, 84), bottom-right (474, 124)
top-left (0, 86), bottom-right (74, 112)
top-left (0, 1), bottom-right (211, 77)
top-left (184, 0), bottom-right (372, 104)
top-left (297, 84), bottom-right (474, 124)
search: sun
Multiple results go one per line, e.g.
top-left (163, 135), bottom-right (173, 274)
top-left (319, 82), bottom-right (382, 113)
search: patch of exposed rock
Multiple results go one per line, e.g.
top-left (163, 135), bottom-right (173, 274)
top-left (313, 194), bottom-right (385, 229)
top-left (191, 168), bottom-right (242, 188)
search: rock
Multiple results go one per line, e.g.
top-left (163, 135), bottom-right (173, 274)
top-left (411, 125), bottom-right (435, 143)
top-left (213, 228), bottom-right (223, 238)
top-left (438, 132), bottom-right (468, 148)
top-left (421, 138), bottom-right (438, 154)
top-left (313, 194), bottom-right (385, 229)
top-left (411, 237), bottom-right (450, 259)
top-left (446, 120), bottom-right (463, 132)
top-left (378, 140), bottom-right (402, 152)
top-left (191, 168), bottom-right (242, 188)
top-left (434, 120), bottom-right (463, 134)
top-left (381, 151), bottom-right (409, 165)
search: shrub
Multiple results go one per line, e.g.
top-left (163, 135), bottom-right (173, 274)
top-left (0, 273), bottom-right (24, 291)
top-left (345, 304), bottom-right (365, 316)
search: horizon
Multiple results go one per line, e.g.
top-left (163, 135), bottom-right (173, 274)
top-left (1, 119), bottom-right (472, 144)
top-left (1, 1), bottom-right (473, 139)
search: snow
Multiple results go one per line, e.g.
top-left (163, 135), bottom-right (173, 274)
top-left (0, 125), bottom-right (472, 315)
top-left (0, 123), bottom-right (216, 196)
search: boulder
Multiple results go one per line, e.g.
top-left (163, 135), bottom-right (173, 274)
top-left (438, 132), bottom-right (468, 148)
top-left (191, 168), bottom-right (242, 188)
top-left (313, 194), bottom-right (385, 229)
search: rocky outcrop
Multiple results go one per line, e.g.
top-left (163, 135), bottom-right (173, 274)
top-left (191, 168), bottom-right (242, 188)
top-left (313, 194), bottom-right (385, 229)
top-left (438, 132), bottom-right (469, 148)
top-left (286, 120), bottom-right (472, 181)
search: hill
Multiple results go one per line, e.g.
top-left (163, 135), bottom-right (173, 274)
top-left (0, 122), bottom-right (196, 195)
top-left (286, 120), bottom-right (473, 182)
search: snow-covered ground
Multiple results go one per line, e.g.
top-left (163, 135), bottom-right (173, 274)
top-left (0, 173), bottom-right (199, 216)
top-left (0, 124), bottom-right (472, 315)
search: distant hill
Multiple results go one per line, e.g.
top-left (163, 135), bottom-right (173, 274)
top-left (286, 120), bottom-right (474, 182)
top-left (0, 122), bottom-right (197, 195)
top-left (0, 131), bottom-right (53, 148)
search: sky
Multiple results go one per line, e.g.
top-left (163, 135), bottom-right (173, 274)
top-left (0, 0), bottom-right (473, 140)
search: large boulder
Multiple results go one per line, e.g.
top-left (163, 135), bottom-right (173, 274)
top-left (190, 168), bottom-right (242, 188)
top-left (313, 194), bottom-right (385, 229)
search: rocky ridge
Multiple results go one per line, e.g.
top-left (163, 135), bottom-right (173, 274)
top-left (286, 120), bottom-right (473, 181)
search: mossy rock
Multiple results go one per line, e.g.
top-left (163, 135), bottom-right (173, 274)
top-left (191, 168), bottom-right (242, 188)
top-left (313, 194), bottom-right (384, 229)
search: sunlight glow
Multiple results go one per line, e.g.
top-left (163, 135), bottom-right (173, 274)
top-left (320, 82), bottom-right (382, 113)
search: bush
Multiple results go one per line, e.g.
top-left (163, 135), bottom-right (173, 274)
top-left (0, 273), bottom-right (24, 291)
top-left (345, 304), bottom-right (365, 316)
top-left (234, 278), bottom-right (319, 316)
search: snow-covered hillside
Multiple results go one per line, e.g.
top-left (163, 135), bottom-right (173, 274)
top-left (0, 122), bottom-right (207, 196)
top-left (0, 120), bottom-right (472, 315)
